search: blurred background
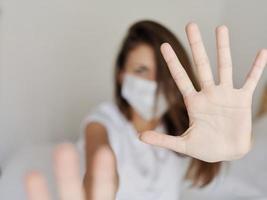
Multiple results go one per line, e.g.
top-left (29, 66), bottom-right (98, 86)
top-left (0, 0), bottom-right (266, 199)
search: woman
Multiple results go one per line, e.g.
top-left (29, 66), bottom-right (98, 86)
top-left (77, 19), bottom-right (267, 200)
top-left (81, 20), bottom-right (221, 200)
top-left (25, 21), bottom-right (267, 200)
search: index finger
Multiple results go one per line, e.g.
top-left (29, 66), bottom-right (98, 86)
top-left (161, 43), bottom-right (196, 97)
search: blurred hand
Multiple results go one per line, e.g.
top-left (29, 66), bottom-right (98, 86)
top-left (25, 143), bottom-right (85, 200)
top-left (25, 143), bottom-right (117, 200)
top-left (140, 23), bottom-right (267, 162)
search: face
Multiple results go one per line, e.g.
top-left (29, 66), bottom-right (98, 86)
top-left (122, 43), bottom-right (156, 81)
top-left (119, 43), bottom-right (169, 122)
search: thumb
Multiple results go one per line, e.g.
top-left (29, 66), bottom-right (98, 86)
top-left (139, 131), bottom-right (186, 154)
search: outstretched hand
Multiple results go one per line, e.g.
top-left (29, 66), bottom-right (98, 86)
top-left (25, 144), bottom-right (86, 200)
top-left (25, 144), bottom-right (116, 200)
top-left (140, 23), bottom-right (267, 162)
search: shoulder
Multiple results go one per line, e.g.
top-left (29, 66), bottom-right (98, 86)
top-left (85, 122), bottom-right (110, 150)
top-left (78, 101), bottom-right (127, 152)
top-left (85, 122), bottom-right (107, 137)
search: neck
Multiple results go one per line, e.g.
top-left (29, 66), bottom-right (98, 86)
top-left (131, 111), bottom-right (160, 133)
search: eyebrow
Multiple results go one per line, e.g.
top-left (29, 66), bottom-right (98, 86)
top-left (132, 63), bottom-right (150, 69)
top-left (137, 65), bottom-right (149, 69)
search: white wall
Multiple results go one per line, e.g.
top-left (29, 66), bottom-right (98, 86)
top-left (1, 0), bottom-right (266, 165)
top-left (222, 0), bottom-right (267, 119)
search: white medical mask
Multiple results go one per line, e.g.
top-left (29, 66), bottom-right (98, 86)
top-left (121, 74), bottom-right (168, 121)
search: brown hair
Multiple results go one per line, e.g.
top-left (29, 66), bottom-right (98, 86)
top-left (114, 20), bottom-right (221, 186)
top-left (257, 84), bottom-right (267, 118)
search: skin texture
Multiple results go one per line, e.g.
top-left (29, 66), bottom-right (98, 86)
top-left (24, 23), bottom-right (267, 199)
top-left (140, 23), bottom-right (267, 162)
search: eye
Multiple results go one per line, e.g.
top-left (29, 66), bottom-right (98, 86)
top-left (134, 66), bottom-right (149, 75)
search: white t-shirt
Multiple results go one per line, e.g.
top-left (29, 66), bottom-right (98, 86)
top-left (77, 102), bottom-right (189, 200)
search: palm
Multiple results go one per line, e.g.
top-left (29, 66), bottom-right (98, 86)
top-left (140, 23), bottom-right (267, 162)
top-left (185, 86), bottom-right (251, 162)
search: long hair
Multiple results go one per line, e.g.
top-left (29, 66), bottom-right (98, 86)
top-left (257, 84), bottom-right (267, 117)
top-left (114, 20), bottom-right (221, 186)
